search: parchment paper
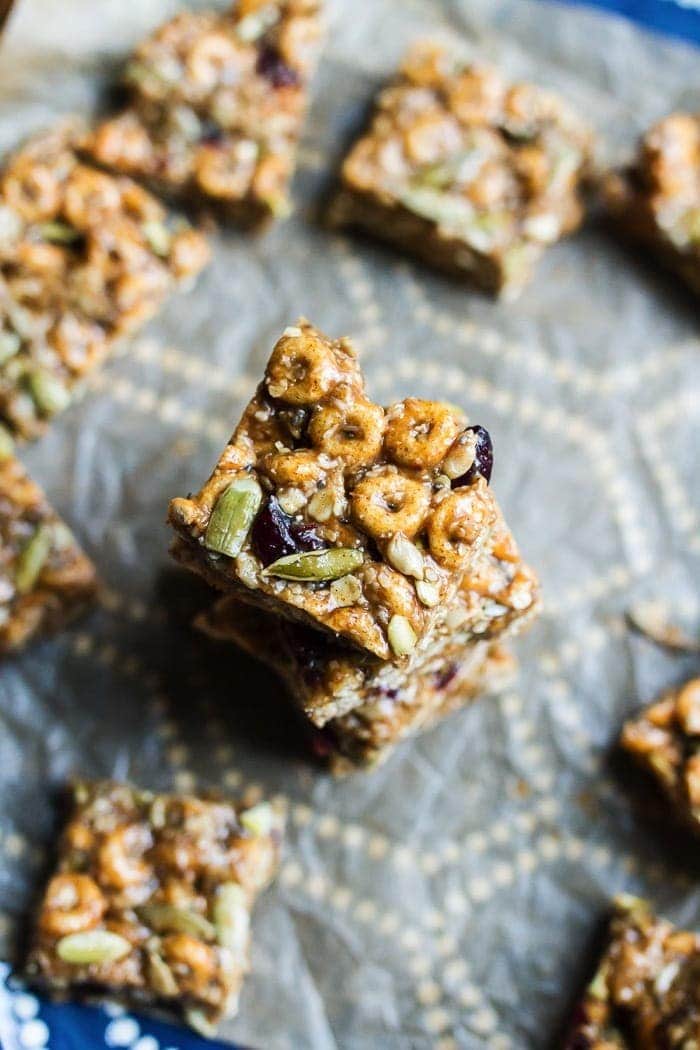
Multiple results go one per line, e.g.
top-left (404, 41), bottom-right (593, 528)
top-left (0, 2), bottom-right (699, 1047)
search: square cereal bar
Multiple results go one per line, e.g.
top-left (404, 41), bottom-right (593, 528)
top-left (603, 112), bottom-right (700, 295)
top-left (191, 507), bottom-right (540, 727)
top-left (197, 596), bottom-right (515, 771)
top-left (330, 41), bottom-right (594, 297)
top-left (82, 1), bottom-right (324, 227)
top-left (168, 319), bottom-right (498, 664)
top-left (565, 895), bottom-right (700, 1049)
top-left (0, 446), bottom-right (97, 653)
top-left (27, 780), bottom-right (283, 1036)
top-left (621, 676), bottom-right (700, 835)
top-left (0, 120), bottom-right (209, 439)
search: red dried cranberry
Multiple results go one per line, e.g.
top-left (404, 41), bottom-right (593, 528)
top-left (256, 45), bottom-right (300, 88)
top-left (452, 425), bottom-right (493, 487)
top-left (433, 663), bottom-right (460, 690)
top-left (251, 495), bottom-right (326, 566)
top-left (199, 120), bottom-right (224, 145)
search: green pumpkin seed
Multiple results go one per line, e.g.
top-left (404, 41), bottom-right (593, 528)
top-left (0, 424), bottom-right (14, 462)
top-left (142, 220), bottom-right (172, 257)
top-left (213, 881), bottom-right (250, 954)
top-left (240, 801), bottom-right (274, 837)
top-left (147, 951), bottom-right (179, 997)
top-left (137, 903), bottom-right (215, 941)
top-left (400, 187), bottom-right (475, 230)
top-left (27, 368), bottom-right (70, 417)
top-left (262, 547), bottom-right (363, 582)
top-left (56, 929), bottom-right (132, 965)
top-left (15, 525), bottom-right (52, 594)
top-left (39, 220), bottom-right (82, 245)
top-left (185, 1008), bottom-right (218, 1037)
top-left (205, 478), bottom-right (263, 558)
top-left (0, 330), bottom-right (20, 366)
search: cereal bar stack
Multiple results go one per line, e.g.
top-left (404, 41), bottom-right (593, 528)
top-left (169, 320), bottom-right (540, 770)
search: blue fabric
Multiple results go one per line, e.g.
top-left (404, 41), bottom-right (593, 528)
top-left (548, 0), bottom-right (700, 44)
top-left (0, 964), bottom-right (244, 1050)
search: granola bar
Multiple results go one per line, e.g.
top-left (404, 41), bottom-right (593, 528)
top-left (169, 319), bottom-right (499, 664)
top-left (330, 41), bottom-right (594, 297)
top-left (198, 596), bottom-right (515, 770)
top-left (26, 780), bottom-right (283, 1036)
top-left (621, 676), bottom-right (700, 834)
top-left (0, 120), bottom-right (210, 439)
top-left (81, 1), bottom-right (324, 227)
top-left (192, 507), bottom-right (540, 727)
top-left (603, 112), bottom-right (700, 296)
top-left (565, 895), bottom-right (700, 1049)
top-left (0, 445), bottom-right (97, 653)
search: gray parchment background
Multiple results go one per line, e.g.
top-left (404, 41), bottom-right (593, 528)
top-left (0, 2), bottom-right (699, 1047)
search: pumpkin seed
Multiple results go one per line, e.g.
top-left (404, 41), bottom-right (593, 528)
top-left (137, 903), bottom-right (215, 941)
top-left (240, 801), bottom-right (274, 837)
top-left (204, 478), bottom-right (263, 558)
top-left (214, 881), bottom-right (250, 955)
top-left (39, 220), bottom-right (82, 245)
top-left (0, 330), bottom-right (20, 366)
top-left (0, 424), bottom-right (14, 461)
top-left (387, 614), bottom-right (417, 657)
top-left (262, 547), bottom-right (363, 582)
top-left (142, 220), bottom-right (172, 257)
top-left (185, 1008), bottom-right (218, 1037)
top-left (27, 368), bottom-right (70, 417)
top-left (15, 525), bottom-right (52, 594)
top-left (56, 929), bottom-right (131, 965)
top-left (400, 187), bottom-right (475, 230)
top-left (147, 951), bottom-right (179, 996)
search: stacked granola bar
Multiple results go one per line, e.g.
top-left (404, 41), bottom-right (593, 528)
top-left (169, 319), bottom-right (540, 770)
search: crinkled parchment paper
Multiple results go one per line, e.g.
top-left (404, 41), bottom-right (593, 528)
top-left (0, 2), bottom-right (699, 1047)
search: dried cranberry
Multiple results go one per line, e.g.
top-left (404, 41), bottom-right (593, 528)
top-left (433, 663), bottom-right (460, 690)
top-left (452, 425), bottom-right (493, 487)
top-left (199, 120), bottom-right (224, 145)
top-left (251, 495), bottom-right (326, 566)
top-left (372, 685), bottom-right (399, 701)
top-left (256, 45), bottom-right (300, 88)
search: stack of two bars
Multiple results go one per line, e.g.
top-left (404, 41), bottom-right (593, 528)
top-left (169, 320), bottom-right (540, 771)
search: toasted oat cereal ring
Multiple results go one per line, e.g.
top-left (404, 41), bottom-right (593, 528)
top-left (39, 873), bottom-right (106, 937)
top-left (162, 933), bottom-right (218, 994)
top-left (428, 487), bottom-right (491, 569)
top-left (63, 166), bottom-right (123, 227)
top-left (308, 398), bottom-right (384, 468)
top-left (88, 114), bottom-right (154, 172)
top-left (186, 32), bottom-right (241, 93)
top-left (119, 180), bottom-right (166, 223)
top-left (97, 823), bottom-right (153, 890)
top-left (2, 161), bottom-right (62, 223)
top-left (265, 331), bottom-right (338, 405)
top-left (194, 143), bottom-right (255, 200)
top-left (404, 111), bottom-right (462, 166)
top-left (384, 399), bottom-right (460, 470)
top-left (351, 468), bottom-right (430, 540)
top-left (262, 448), bottom-right (327, 488)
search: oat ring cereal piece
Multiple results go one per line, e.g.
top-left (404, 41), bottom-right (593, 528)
top-left (63, 166), bottom-right (124, 225)
top-left (266, 331), bottom-right (340, 404)
top-left (97, 824), bottom-right (153, 890)
top-left (39, 874), bottom-right (106, 937)
top-left (161, 933), bottom-right (219, 996)
top-left (351, 468), bottom-right (430, 539)
top-left (309, 398), bottom-right (385, 468)
top-left (428, 485), bottom-right (491, 569)
top-left (384, 398), bottom-right (461, 469)
top-left (262, 448), bottom-right (327, 488)
top-left (2, 160), bottom-right (62, 222)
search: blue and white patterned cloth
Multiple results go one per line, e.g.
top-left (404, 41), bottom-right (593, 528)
top-left (0, 965), bottom-right (243, 1050)
top-left (549, 0), bottom-right (700, 43)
